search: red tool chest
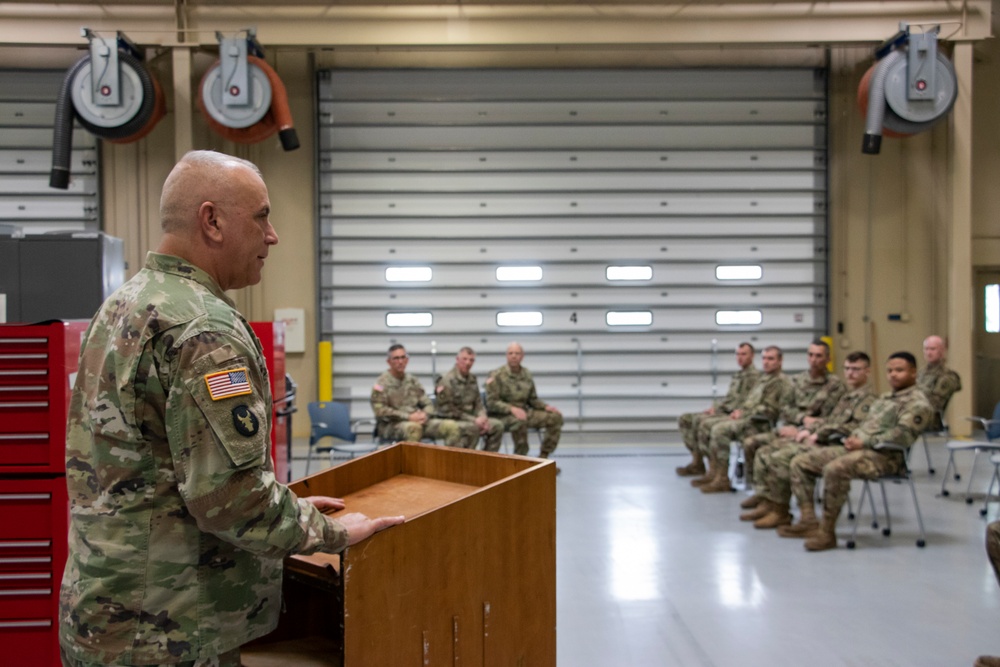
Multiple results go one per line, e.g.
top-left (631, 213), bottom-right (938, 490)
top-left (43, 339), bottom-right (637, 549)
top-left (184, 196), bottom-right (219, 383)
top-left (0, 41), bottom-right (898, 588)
top-left (0, 321), bottom-right (87, 666)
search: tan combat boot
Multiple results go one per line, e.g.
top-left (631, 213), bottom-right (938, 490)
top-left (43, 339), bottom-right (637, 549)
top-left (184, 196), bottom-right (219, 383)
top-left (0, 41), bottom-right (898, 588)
top-left (675, 453), bottom-right (706, 477)
top-left (739, 494), bottom-right (763, 510)
top-left (739, 499), bottom-right (773, 522)
top-left (804, 508), bottom-right (839, 551)
top-left (754, 503), bottom-right (792, 529)
top-left (700, 464), bottom-right (734, 493)
top-left (690, 458), bottom-right (718, 487)
top-left (776, 503), bottom-right (819, 538)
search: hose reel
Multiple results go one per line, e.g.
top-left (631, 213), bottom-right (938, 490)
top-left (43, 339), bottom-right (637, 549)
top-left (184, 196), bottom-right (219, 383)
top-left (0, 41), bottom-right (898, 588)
top-left (197, 31), bottom-right (300, 151)
top-left (858, 23), bottom-right (957, 155)
top-left (50, 29), bottom-right (166, 189)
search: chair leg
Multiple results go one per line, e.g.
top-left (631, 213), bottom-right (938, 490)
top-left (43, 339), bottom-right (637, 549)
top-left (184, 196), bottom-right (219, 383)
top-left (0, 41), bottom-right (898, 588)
top-left (305, 445), bottom-right (314, 476)
top-left (877, 479), bottom-right (892, 536)
top-left (981, 464), bottom-right (1000, 518)
top-left (847, 480), bottom-right (871, 549)
top-left (866, 481), bottom-right (880, 530)
top-left (965, 450), bottom-right (984, 504)
top-left (905, 475), bottom-right (927, 547)
top-left (940, 450), bottom-right (960, 496)
top-left (921, 434), bottom-right (936, 475)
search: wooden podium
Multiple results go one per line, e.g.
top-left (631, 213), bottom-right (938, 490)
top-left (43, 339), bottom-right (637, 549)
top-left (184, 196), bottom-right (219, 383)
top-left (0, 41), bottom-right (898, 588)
top-left (243, 442), bottom-right (556, 666)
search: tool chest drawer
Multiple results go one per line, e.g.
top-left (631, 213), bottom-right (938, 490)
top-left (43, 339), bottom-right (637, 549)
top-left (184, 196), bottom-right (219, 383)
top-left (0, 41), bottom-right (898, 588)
top-left (0, 475), bottom-right (68, 667)
top-left (0, 322), bottom-right (87, 472)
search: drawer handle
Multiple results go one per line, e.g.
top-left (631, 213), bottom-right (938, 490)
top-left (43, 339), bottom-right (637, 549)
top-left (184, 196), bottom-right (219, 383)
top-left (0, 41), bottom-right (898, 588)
top-left (0, 541), bottom-right (51, 549)
top-left (0, 557), bottom-right (51, 565)
top-left (0, 494), bottom-right (51, 501)
top-left (0, 619), bottom-right (52, 629)
top-left (0, 369), bottom-right (46, 376)
top-left (0, 386), bottom-right (47, 392)
top-left (0, 402), bottom-right (48, 408)
top-left (0, 588), bottom-right (51, 596)
top-left (0, 354), bottom-right (48, 360)
top-left (0, 573), bottom-right (51, 581)
top-left (0, 434), bottom-right (47, 440)
top-left (0, 338), bottom-right (47, 344)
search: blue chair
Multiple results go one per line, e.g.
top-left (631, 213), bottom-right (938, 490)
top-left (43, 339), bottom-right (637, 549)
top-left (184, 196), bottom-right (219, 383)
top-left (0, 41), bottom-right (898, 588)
top-left (306, 401), bottom-right (376, 475)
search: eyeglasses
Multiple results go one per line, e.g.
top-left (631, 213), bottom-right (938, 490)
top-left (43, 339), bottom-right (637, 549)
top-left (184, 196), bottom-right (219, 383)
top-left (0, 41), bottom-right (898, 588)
top-left (390, 355), bottom-right (409, 361)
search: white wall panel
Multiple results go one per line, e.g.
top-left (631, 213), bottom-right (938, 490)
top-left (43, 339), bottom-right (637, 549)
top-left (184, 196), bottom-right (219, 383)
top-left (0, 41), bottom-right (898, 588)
top-left (0, 71), bottom-right (100, 234)
top-left (318, 68), bottom-right (827, 435)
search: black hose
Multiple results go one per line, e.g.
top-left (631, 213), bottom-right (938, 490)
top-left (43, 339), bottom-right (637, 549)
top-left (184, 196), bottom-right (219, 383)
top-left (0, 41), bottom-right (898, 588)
top-left (49, 57), bottom-right (89, 190)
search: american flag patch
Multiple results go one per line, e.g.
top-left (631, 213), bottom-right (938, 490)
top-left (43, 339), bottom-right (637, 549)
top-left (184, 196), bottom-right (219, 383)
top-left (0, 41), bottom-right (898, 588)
top-left (204, 368), bottom-right (252, 401)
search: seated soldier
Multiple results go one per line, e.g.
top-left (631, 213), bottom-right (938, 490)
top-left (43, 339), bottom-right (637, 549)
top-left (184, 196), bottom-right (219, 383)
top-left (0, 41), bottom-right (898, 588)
top-left (370, 344), bottom-right (477, 448)
top-left (676, 342), bottom-right (760, 477)
top-left (486, 342), bottom-right (563, 465)
top-left (740, 351), bottom-right (876, 531)
top-left (739, 338), bottom-right (845, 509)
top-left (692, 345), bottom-right (790, 493)
top-left (918, 334), bottom-right (962, 431)
top-left (435, 347), bottom-right (503, 451)
top-left (787, 351), bottom-right (932, 551)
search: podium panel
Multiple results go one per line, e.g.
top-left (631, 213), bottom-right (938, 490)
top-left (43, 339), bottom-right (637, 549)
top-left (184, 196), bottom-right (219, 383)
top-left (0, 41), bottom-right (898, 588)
top-left (243, 442), bottom-right (556, 667)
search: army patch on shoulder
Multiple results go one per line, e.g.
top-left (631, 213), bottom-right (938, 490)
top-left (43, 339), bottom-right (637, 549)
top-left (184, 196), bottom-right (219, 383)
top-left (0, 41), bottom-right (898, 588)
top-left (232, 404), bottom-right (260, 437)
top-left (204, 368), bottom-right (252, 401)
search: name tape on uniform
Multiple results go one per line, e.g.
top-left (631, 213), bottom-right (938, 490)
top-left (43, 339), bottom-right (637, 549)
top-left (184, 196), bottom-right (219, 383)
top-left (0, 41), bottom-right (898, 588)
top-left (204, 368), bottom-right (252, 401)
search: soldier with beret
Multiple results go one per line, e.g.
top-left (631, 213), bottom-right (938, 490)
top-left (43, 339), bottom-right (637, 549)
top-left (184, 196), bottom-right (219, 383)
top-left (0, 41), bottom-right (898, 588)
top-left (59, 151), bottom-right (401, 667)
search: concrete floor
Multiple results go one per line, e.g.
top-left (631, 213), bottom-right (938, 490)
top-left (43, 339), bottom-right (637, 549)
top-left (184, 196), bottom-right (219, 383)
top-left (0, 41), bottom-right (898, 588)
top-left (290, 435), bottom-right (1000, 667)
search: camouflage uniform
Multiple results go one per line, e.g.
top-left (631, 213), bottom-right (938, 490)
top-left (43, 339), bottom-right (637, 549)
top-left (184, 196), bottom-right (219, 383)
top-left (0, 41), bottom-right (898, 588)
top-left (60, 253), bottom-right (349, 665)
top-left (917, 362), bottom-right (962, 431)
top-left (434, 365), bottom-right (503, 451)
top-left (700, 371), bottom-right (790, 465)
top-left (741, 370), bottom-right (846, 481)
top-left (789, 384), bottom-right (932, 518)
top-left (677, 366), bottom-right (760, 454)
top-left (486, 364), bottom-right (563, 457)
top-left (370, 371), bottom-right (475, 448)
top-left (753, 385), bottom-right (876, 506)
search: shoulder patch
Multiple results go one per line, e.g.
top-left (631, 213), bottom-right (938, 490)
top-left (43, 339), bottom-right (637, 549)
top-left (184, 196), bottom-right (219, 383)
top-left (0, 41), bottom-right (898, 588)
top-left (231, 404), bottom-right (260, 437)
top-left (373, 383), bottom-right (384, 392)
top-left (486, 377), bottom-right (493, 384)
top-left (204, 368), bottom-right (252, 401)
top-left (436, 385), bottom-right (444, 394)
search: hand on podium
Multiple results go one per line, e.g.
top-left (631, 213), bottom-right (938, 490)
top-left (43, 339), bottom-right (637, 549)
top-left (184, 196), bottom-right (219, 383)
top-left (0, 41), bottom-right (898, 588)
top-left (339, 512), bottom-right (405, 546)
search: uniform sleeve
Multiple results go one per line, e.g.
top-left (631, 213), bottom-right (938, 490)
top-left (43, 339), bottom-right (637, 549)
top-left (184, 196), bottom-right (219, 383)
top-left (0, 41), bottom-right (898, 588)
top-left (527, 378), bottom-right (548, 410)
top-left (927, 372), bottom-right (962, 413)
top-left (485, 372), bottom-right (511, 415)
top-left (471, 380), bottom-right (487, 418)
top-left (753, 378), bottom-right (787, 423)
top-left (371, 382), bottom-right (408, 423)
top-left (434, 376), bottom-right (458, 419)
top-left (858, 399), bottom-right (932, 450)
top-left (717, 373), bottom-right (743, 413)
top-left (812, 380), bottom-right (847, 421)
top-left (166, 332), bottom-right (347, 557)
top-left (416, 383), bottom-right (436, 416)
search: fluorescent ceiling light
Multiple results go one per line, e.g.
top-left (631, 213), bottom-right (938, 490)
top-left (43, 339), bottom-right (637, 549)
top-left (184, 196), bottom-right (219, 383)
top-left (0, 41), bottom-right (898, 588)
top-left (606, 311), bottom-right (653, 326)
top-left (385, 266), bottom-right (432, 282)
top-left (386, 312), bottom-right (433, 327)
top-left (607, 266), bottom-right (653, 281)
top-left (496, 266), bottom-right (543, 282)
top-left (716, 265), bottom-right (763, 281)
top-left (716, 310), bottom-right (762, 326)
top-left (497, 311), bottom-right (543, 327)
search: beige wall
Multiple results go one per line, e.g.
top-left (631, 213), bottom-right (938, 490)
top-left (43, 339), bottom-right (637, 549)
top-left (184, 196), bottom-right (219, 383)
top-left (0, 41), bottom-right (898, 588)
top-left (2, 2), bottom-right (995, 434)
